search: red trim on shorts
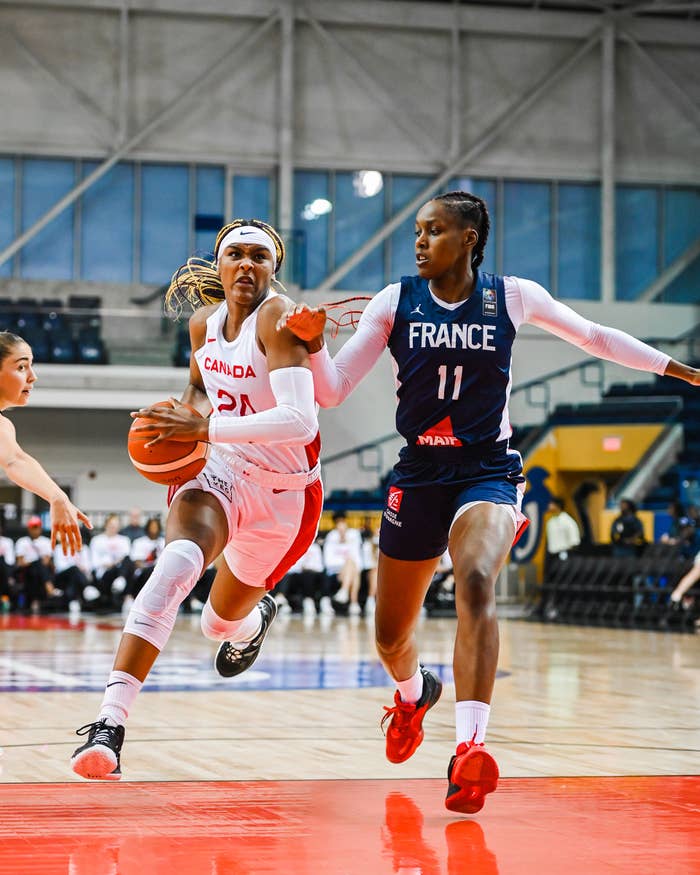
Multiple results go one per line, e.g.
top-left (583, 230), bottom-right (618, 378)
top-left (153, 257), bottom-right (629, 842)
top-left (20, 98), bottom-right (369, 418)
top-left (512, 517), bottom-right (529, 547)
top-left (304, 430), bottom-right (321, 468)
top-left (265, 478), bottom-right (323, 590)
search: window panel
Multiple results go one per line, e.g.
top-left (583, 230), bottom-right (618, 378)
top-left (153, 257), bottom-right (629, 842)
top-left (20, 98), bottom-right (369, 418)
top-left (0, 159), bottom-right (14, 278)
top-left (233, 175), bottom-right (271, 225)
top-left (662, 187), bottom-right (700, 304)
top-left (294, 171), bottom-right (330, 289)
top-left (194, 166), bottom-right (225, 256)
top-left (557, 183), bottom-right (600, 300)
top-left (81, 162), bottom-right (134, 283)
top-left (334, 171), bottom-right (385, 292)
top-left (503, 181), bottom-right (551, 288)
top-left (451, 178), bottom-right (497, 275)
top-left (21, 159), bottom-right (75, 280)
top-left (390, 175), bottom-right (431, 281)
top-left (140, 164), bottom-right (190, 285)
top-left (615, 186), bottom-right (659, 302)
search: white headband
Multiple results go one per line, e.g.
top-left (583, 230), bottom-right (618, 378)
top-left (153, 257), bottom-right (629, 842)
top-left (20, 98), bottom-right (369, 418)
top-left (216, 226), bottom-right (278, 271)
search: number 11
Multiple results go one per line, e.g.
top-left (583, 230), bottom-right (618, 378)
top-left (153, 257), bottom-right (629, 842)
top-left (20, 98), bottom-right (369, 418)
top-left (437, 365), bottom-right (463, 400)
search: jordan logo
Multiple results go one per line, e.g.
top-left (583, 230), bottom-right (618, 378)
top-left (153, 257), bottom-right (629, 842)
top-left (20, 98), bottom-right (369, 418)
top-left (416, 415), bottom-right (463, 447)
top-left (410, 304), bottom-right (424, 316)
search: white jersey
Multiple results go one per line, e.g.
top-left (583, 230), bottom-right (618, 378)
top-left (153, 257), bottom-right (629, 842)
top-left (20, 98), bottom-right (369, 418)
top-left (195, 297), bottom-right (320, 476)
top-left (15, 534), bottom-right (52, 564)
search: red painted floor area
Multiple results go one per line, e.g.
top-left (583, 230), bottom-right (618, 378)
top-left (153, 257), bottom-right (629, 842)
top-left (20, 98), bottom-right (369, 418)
top-left (1, 776), bottom-right (698, 874)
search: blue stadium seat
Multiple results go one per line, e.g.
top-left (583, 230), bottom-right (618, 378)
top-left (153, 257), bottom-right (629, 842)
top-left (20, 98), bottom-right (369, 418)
top-left (50, 330), bottom-right (77, 364)
top-left (76, 327), bottom-right (108, 365)
top-left (15, 297), bottom-right (42, 333)
top-left (0, 298), bottom-right (15, 332)
top-left (172, 325), bottom-right (191, 367)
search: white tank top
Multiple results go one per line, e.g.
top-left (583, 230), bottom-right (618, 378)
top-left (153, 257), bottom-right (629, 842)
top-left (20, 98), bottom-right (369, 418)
top-left (194, 295), bottom-right (320, 476)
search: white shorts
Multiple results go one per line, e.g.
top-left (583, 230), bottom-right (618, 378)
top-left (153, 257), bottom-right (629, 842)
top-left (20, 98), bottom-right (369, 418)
top-left (170, 448), bottom-right (323, 588)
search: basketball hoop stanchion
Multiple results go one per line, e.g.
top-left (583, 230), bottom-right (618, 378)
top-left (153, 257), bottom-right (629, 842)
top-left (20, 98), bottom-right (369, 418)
top-left (319, 296), bottom-right (372, 338)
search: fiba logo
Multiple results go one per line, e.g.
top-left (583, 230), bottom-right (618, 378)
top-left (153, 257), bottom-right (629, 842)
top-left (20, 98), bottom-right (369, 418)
top-left (387, 487), bottom-right (404, 512)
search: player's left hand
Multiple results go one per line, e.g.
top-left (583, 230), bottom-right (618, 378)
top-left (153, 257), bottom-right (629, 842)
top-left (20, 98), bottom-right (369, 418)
top-left (276, 303), bottom-right (327, 344)
top-left (131, 398), bottom-right (208, 446)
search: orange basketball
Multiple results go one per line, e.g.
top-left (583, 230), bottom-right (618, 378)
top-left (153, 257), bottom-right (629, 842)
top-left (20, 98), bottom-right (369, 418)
top-left (128, 400), bottom-right (210, 486)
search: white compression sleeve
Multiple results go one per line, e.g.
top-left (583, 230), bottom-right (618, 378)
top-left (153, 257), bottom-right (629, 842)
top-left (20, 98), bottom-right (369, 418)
top-left (508, 277), bottom-right (671, 375)
top-left (207, 366), bottom-right (318, 446)
top-left (308, 284), bottom-right (398, 408)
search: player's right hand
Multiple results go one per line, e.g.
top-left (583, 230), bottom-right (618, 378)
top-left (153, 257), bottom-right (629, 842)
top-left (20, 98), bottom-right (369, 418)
top-left (276, 303), bottom-right (327, 344)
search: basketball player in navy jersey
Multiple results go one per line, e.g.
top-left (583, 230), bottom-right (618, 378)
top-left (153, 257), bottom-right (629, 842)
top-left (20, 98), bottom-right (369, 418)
top-left (278, 191), bottom-right (699, 814)
top-left (71, 219), bottom-right (323, 781)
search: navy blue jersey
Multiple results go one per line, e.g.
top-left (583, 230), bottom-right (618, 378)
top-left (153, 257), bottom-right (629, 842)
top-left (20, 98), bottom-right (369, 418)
top-left (387, 272), bottom-right (516, 455)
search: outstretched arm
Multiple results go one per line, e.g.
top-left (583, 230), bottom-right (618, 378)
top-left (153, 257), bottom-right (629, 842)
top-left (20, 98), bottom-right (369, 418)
top-left (510, 277), bottom-right (699, 385)
top-left (0, 418), bottom-right (91, 554)
top-left (276, 285), bottom-right (398, 407)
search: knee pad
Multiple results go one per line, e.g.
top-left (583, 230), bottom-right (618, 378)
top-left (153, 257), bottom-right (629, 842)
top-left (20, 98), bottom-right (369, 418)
top-left (124, 540), bottom-right (204, 650)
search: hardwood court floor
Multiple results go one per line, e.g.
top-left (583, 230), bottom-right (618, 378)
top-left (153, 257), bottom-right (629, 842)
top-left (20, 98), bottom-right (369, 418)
top-left (0, 612), bottom-right (698, 873)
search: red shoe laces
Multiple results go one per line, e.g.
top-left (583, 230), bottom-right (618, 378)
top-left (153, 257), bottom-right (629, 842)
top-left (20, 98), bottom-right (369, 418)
top-left (381, 697), bottom-right (417, 734)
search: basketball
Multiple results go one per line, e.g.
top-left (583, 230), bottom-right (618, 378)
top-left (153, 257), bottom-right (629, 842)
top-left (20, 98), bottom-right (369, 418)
top-left (128, 400), bottom-right (210, 485)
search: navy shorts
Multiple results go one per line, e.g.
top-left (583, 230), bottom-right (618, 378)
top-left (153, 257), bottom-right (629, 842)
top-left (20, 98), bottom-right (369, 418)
top-left (379, 445), bottom-right (526, 562)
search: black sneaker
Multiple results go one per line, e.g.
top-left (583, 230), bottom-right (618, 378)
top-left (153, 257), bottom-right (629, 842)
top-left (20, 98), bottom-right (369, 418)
top-left (215, 594), bottom-right (277, 678)
top-left (71, 720), bottom-right (125, 781)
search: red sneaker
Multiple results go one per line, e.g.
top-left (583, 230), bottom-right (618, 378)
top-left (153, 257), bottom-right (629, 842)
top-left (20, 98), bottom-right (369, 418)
top-left (445, 741), bottom-right (499, 814)
top-left (381, 668), bottom-right (442, 764)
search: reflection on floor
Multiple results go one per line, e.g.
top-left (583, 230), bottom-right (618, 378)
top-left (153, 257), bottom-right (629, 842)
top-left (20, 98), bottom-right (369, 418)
top-left (1, 613), bottom-right (699, 873)
top-left (0, 776), bottom-right (698, 875)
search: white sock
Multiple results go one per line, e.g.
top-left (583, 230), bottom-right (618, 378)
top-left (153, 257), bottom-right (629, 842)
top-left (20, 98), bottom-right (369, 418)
top-left (455, 700), bottom-right (491, 746)
top-left (200, 600), bottom-right (263, 644)
top-left (396, 663), bottom-right (423, 704)
top-left (98, 670), bottom-right (143, 727)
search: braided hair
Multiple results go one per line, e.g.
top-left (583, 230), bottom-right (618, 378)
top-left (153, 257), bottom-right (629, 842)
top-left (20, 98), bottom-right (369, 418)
top-left (432, 191), bottom-right (490, 269)
top-left (165, 218), bottom-right (286, 318)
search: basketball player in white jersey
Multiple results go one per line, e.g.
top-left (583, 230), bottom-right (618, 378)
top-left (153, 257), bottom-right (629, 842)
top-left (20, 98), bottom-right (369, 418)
top-left (71, 219), bottom-right (323, 781)
top-left (278, 191), bottom-right (699, 814)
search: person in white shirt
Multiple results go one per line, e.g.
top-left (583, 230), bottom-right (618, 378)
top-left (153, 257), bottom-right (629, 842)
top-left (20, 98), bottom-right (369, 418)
top-left (0, 522), bottom-right (15, 609)
top-left (544, 497), bottom-right (581, 579)
top-left (276, 537), bottom-right (325, 616)
top-left (323, 512), bottom-right (363, 615)
top-left (129, 518), bottom-right (165, 593)
top-left (89, 514), bottom-right (133, 608)
top-left (15, 516), bottom-right (54, 612)
top-left (119, 517), bottom-right (166, 615)
top-left (360, 516), bottom-right (380, 616)
top-left (54, 534), bottom-right (93, 613)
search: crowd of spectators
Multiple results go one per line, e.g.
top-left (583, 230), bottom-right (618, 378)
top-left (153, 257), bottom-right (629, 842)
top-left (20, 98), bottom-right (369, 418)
top-left (274, 512), bottom-right (379, 618)
top-left (0, 507), bottom-right (214, 616)
top-left (4, 497), bottom-right (698, 622)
